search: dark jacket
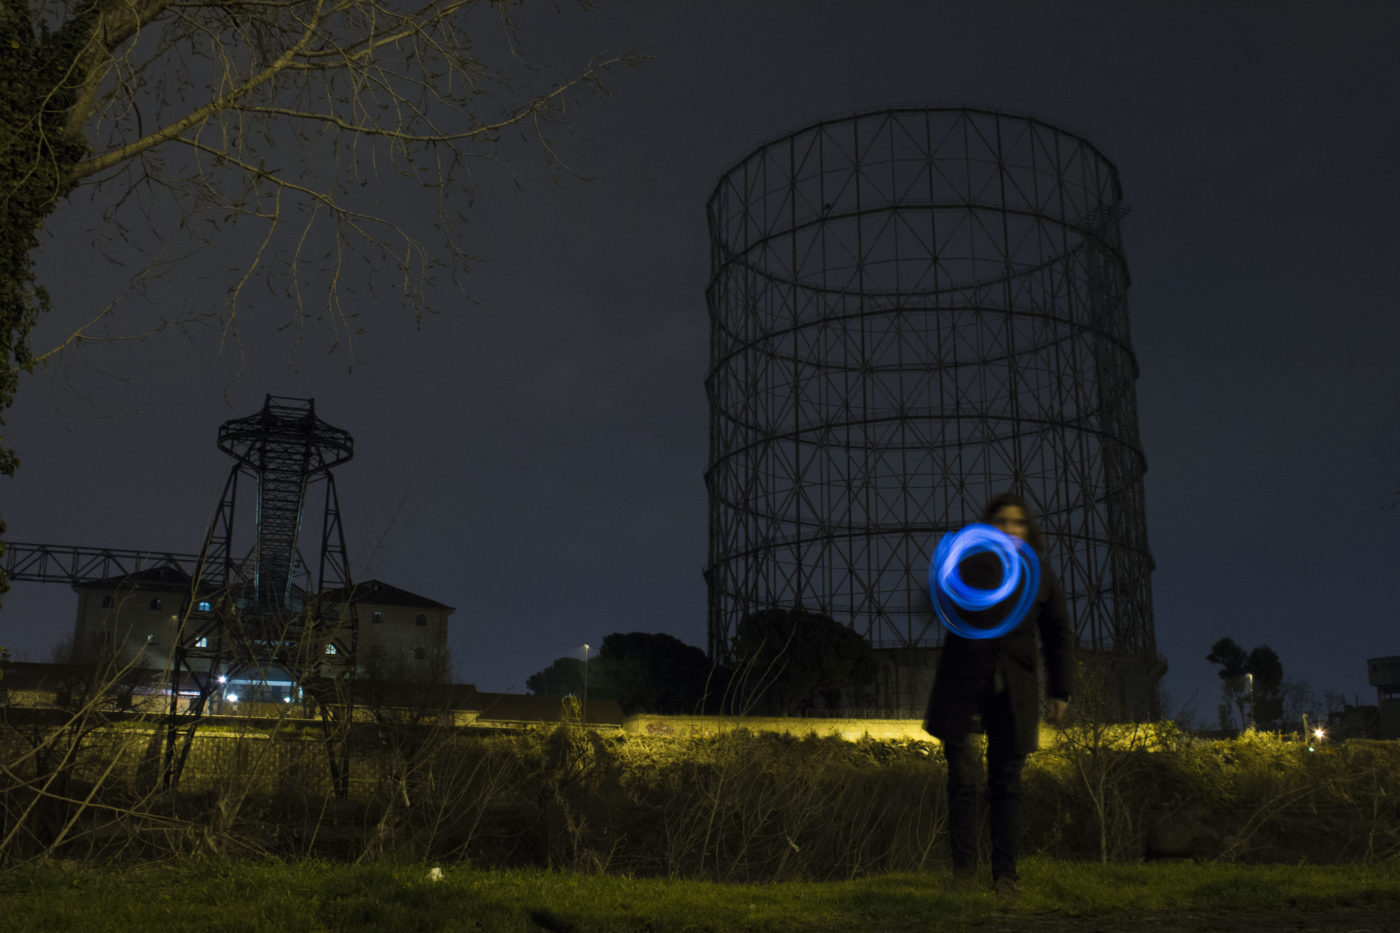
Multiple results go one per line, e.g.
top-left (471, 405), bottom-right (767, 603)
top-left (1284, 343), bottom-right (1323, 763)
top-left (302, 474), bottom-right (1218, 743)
top-left (923, 565), bottom-right (1074, 755)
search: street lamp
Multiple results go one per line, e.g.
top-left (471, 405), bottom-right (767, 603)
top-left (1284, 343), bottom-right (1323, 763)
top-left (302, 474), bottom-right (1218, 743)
top-left (1246, 672), bottom-right (1254, 730)
top-left (582, 643), bottom-right (590, 722)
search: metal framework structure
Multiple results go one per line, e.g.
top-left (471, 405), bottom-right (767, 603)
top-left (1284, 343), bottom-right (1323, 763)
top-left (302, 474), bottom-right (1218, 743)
top-left (163, 395), bottom-right (358, 793)
top-left (705, 106), bottom-right (1154, 666)
top-left (2, 544), bottom-right (197, 584)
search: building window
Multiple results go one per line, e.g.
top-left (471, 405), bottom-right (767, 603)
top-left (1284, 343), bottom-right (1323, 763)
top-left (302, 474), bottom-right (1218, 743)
top-left (150, 598), bottom-right (163, 610)
top-left (325, 644), bottom-right (338, 656)
top-left (371, 611), bottom-right (384, 624)
top-left (198, 601), bottom-right (212, 612)
top-left (195, 636), bottom-right (208, 648)
top-left (146, 633), bottom-right (158, 646)
top-left (415, 614), bottom-right (428, 626)
top-left (101, 595), bottom-right (114, 608)
top-left (413, 647), bottom-right (426, 661)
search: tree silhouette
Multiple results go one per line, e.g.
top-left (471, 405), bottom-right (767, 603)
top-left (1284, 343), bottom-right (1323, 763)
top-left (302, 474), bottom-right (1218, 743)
top-left (731, 608), bottom-right (876, 716)
top-left (595, 631), bottom-right (725, 715)
top-left (526, 633), bottom-right (726, 715)
top-left (526, 656), bottom-right (595, 700)
top-left (1207, 637), bottom-right (1284, 730)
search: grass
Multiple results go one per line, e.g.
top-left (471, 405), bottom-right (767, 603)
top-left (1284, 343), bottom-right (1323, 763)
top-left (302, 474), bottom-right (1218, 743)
top-left (2, 858), bottom-right (1399, 932)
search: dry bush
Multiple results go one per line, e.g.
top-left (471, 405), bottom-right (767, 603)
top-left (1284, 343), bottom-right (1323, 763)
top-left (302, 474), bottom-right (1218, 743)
top-left (1024, 727), bottom-right (1400, 865)
top-left (587, 730), bottom-right (942, 881)
top-left (6, 685), bottom-right (1400, 874)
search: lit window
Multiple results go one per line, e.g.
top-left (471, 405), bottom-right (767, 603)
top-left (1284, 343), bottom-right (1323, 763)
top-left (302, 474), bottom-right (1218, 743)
top-left (146, 633), bottom-right (158, 646)
top-left (198, 601), bottom-right (212, 612)
top-left (415, 614), bottom-right (427, 627)
top-left (195, 636), bottom-right (208, 648)
top-left (325, 644), bottom-right (338, 656)
top-left (371, 611), bottom-right (384, 624)
top-left (150, 598), bottom-right (163, 610)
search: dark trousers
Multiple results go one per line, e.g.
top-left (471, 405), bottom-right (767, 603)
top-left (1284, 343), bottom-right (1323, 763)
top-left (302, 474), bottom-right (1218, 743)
top-left (943, 689), bottom-right (1028, 881)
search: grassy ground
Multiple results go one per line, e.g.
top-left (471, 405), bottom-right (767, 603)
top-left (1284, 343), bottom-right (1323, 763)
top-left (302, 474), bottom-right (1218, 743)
top-left (2, 858), bottom-right (1398, 932)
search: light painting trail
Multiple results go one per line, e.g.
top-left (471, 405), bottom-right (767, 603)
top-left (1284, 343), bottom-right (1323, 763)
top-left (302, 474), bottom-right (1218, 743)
top-left (928, 524), bottom-right (1041, 639)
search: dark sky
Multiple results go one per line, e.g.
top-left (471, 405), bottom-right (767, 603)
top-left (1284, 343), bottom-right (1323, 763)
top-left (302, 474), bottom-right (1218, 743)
top-left (3, 2), bottom-right (1398, 725)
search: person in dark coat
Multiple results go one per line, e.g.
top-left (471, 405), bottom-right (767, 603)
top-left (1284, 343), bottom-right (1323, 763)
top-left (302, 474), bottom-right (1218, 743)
top-left (923, 492), bottom-right (1074, 898)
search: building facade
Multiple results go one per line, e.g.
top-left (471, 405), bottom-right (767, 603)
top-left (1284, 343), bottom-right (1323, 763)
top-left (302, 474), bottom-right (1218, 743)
top-left (71, 571), bottom-right (454, 682)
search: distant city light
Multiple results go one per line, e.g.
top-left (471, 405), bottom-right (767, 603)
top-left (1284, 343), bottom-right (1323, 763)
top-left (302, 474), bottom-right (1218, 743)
top-left (225, 693), bottom-right (239, 703)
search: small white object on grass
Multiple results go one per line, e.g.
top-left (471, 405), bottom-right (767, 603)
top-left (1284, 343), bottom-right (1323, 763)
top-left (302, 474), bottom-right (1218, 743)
top-left (427, 866), bottom-right (443, 882)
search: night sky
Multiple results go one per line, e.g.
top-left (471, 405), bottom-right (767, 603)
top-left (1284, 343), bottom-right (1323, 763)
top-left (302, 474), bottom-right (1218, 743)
top-left (2, 3), bottom-right (1397, 726)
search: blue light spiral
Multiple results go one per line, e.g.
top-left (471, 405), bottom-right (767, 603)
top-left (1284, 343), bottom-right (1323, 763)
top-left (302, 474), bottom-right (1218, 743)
top-left (928, 523), bottom-right (1042, 639)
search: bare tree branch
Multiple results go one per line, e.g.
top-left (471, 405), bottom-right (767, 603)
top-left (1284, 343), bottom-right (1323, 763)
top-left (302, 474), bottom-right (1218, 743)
top-left (4, 0), bottom-right (639, 373)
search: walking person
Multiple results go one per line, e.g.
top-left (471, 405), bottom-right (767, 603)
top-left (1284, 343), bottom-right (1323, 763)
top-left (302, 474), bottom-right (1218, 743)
top-left (923, 492), bottom-right (1074, 899)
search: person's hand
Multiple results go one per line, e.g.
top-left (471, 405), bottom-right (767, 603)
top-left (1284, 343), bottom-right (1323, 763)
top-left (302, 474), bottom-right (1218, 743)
top-left (1045, 699), bottom-right (1070, 725)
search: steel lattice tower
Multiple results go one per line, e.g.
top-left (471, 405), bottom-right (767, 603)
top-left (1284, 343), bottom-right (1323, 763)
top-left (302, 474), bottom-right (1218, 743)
top-left (164, 395), bottom-right (358, 792)
top-left (704, 107), bottom-right (1156, 694)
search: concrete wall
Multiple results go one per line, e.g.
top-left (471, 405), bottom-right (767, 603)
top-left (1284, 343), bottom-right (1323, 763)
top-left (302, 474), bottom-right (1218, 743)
top-left (620, 713), bottom-right (1067, 747)
top-left (623, 713), bottom-right (930, 742)
top-left (69, 582), bottom-right (451, 679)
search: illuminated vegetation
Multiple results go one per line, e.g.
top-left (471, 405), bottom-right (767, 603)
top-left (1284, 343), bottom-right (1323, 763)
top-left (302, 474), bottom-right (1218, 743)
top-left (4, 698), bottom-right (1400, 872)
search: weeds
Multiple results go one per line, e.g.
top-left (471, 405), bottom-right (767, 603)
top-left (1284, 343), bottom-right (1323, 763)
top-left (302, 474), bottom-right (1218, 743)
top-left (5, 665), bottom-right (1400, 876)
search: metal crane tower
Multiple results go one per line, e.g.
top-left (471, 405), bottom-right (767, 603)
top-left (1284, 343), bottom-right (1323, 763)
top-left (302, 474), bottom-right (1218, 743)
top-left (164, 395), bottom-right (357, 794)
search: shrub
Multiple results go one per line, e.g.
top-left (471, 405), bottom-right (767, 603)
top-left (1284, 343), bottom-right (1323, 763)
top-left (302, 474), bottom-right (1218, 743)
top-left (5, 709), bottom-right (1400, 876)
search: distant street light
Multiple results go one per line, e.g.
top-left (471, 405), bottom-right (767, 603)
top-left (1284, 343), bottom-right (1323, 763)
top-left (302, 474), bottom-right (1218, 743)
top-left (1246, 672), bottom-right (1255, 730)
top-left (583, 643), bottom-right (590, 722)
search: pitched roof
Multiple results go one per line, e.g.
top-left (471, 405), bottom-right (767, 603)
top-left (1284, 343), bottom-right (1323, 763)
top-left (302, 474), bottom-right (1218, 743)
top-left (72, 565), bottom-right (193, 591)
top-left (317, 579), bottom-right (454, 612)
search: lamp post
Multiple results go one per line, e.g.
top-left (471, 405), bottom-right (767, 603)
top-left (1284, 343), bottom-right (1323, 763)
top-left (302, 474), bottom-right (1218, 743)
top-left (1246, 672), bottom-right (1255, 731)
top-left (583, 643), bottom-right (590, 723)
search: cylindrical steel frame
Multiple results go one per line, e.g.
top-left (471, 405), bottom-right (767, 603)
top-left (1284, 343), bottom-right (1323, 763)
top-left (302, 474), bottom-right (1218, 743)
top-left (704, 107), bottom-right (1154, 663)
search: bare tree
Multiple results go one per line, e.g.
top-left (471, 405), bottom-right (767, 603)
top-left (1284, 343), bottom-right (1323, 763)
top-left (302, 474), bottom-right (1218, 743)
top-left (0, 0), bottom-right (637, 589)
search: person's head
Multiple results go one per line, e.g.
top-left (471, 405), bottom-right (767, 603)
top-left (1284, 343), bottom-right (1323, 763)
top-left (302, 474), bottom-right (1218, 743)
top-left (979, 492), bottom-right (1046, 556)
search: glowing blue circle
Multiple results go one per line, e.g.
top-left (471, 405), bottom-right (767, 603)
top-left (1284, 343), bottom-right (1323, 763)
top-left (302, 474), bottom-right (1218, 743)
top-left (928, 524), bottom-right (1041, 639)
